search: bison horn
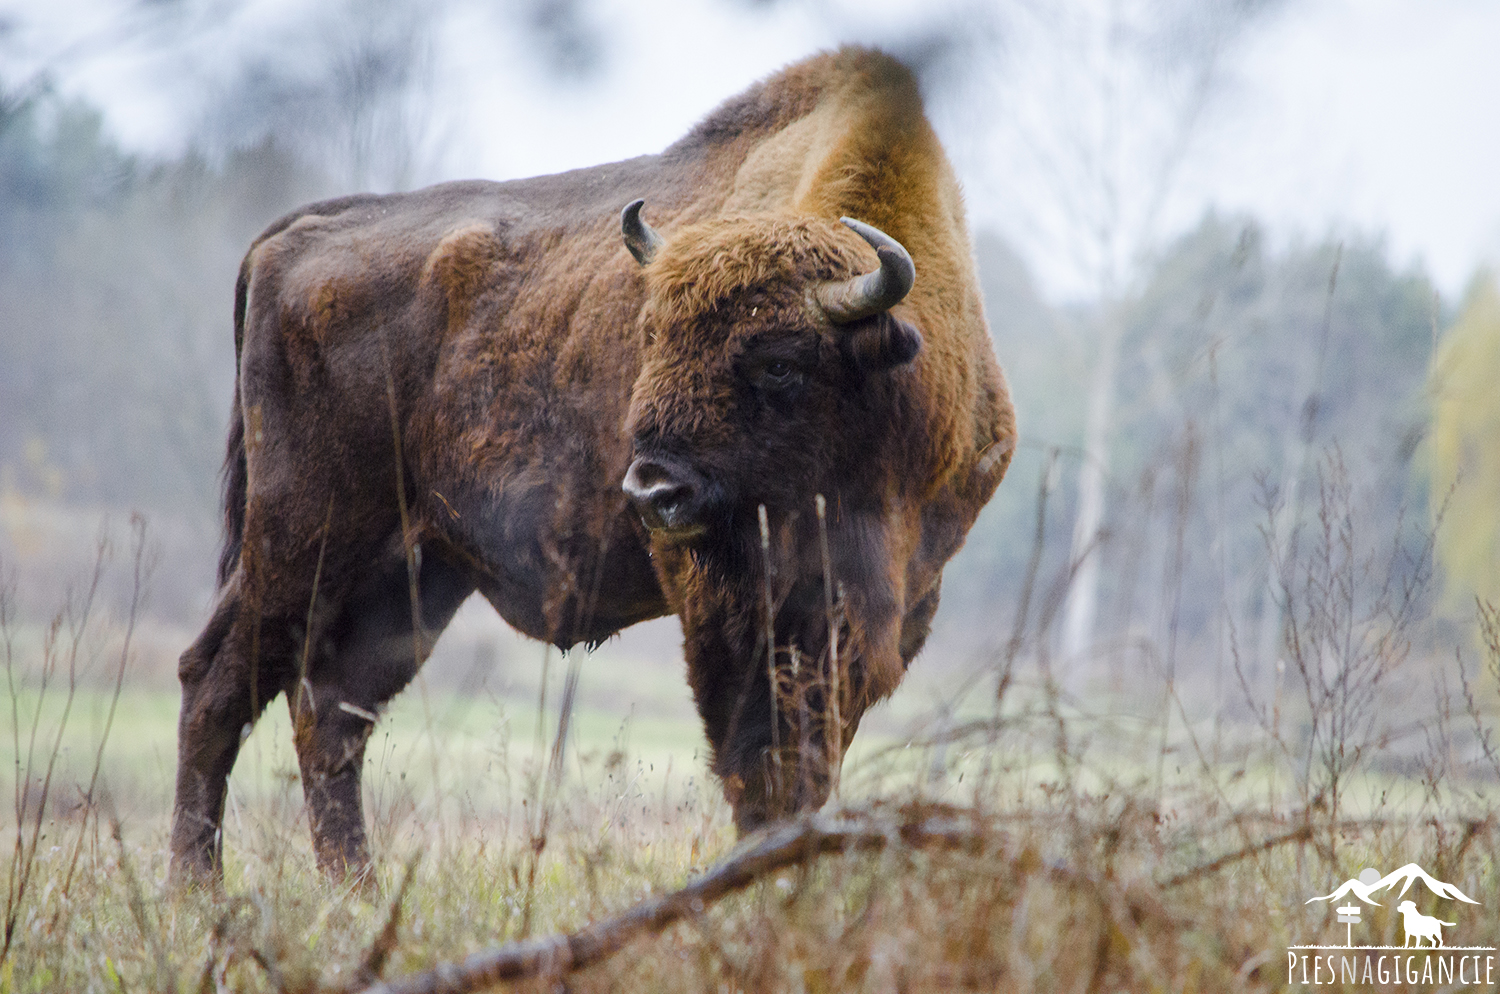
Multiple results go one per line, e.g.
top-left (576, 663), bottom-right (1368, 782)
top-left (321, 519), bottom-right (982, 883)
top-left (816, 217), bottom-right (916, 324)
top-left (621, 198), bottom-right (664, 266)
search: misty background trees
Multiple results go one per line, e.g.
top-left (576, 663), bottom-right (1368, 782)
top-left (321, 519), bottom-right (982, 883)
top-left (1430, 274), bottom-right (1500, 610)
top-left (0, 0), bottom-right (1488, 696)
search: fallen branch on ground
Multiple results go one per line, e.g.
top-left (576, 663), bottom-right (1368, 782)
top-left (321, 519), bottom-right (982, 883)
top-left (1160, 824), bottom-right (1313, 889)
top-left (344, 808), bottom-right (995, 994)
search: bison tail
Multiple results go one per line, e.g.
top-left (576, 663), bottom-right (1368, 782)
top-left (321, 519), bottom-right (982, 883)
top-left (217, 250), bottom-right (254, 587)
top-left (217, 393), bottom-right (247, 587)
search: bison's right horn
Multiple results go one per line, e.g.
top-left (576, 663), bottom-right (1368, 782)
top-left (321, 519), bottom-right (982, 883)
top-left (621, 198), bottom-right (664, 266)
top-left (816, 218), bottom-right (916, 324)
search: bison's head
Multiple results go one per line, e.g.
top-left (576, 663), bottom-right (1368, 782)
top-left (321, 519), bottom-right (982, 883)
top-left (618, 199), bottom-right (941, 832)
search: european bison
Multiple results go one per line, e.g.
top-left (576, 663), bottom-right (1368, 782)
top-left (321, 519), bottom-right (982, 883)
top-left (171, 46), bottom-right (1015, 885)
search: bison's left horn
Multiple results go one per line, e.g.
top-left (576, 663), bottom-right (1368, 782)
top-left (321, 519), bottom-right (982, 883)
top-left (621, 198), bottom-right (664, 266)
top-left (816, 217), bottom-right (916, 324)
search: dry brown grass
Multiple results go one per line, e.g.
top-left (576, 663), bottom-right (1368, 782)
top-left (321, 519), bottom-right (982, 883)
top-left (7, 770), bottom-right (1500, 994)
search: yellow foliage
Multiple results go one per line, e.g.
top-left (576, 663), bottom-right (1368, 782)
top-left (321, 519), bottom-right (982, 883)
top-left (1430, 272), bottom-right (1500, 604)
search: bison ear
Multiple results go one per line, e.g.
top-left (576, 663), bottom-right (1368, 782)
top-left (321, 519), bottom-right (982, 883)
top-left (844, 313), bottom-right (923, 371)
top-left (621, 198), bottom-right (664, 266)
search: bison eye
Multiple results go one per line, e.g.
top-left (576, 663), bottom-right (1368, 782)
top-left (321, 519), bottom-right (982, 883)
top-left (756, 359), bottom-right (803, 393)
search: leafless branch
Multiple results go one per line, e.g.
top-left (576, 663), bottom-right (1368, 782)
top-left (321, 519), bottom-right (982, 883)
top-left (1161, 823), bottom-right (1312, 890)
top-left (346, 809), bottom-right (998, 994)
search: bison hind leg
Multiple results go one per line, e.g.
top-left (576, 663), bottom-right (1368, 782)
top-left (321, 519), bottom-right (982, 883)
top-left (170, 586), bottom-right (296, 890)
top-left (290, 546), bottom-right (473, 883)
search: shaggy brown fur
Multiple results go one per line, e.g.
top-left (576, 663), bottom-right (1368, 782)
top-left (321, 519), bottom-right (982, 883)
top-left (171, 46), bottom-right (1015, 886)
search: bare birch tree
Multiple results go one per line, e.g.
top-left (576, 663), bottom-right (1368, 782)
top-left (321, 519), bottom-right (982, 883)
top-left (955, 0), bottom-right (1285, 670)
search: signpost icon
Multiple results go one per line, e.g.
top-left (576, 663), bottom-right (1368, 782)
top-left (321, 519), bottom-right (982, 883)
top-left (1336, 904), bottom-right (1361, 947)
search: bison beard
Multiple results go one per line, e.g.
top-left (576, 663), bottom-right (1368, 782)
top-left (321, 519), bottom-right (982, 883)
top-left (169, 47), bottom-right (1015, 887)
top-left (654, 504), bottom-right (911, 831)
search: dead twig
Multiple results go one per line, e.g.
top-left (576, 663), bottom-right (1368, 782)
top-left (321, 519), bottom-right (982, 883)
top-left (355, 854), bottom-right (423, 987)
top-left (346, 810), bottom-right (995, 994)
top-left (1159, 823), bottom-right (1313, 890)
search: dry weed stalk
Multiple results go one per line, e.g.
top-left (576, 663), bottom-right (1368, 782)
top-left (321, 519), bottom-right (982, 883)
top-left (1000, 447), bottom-right (1058, 705)
top-left (757, 503), bottom-right (782, 797)
top-left (382, 330), bottom-right (449, 853)
top-left (1480, 599), bottom-right (1500, 666)
top-left (110, 812), bottom-right (178, 994)
top-left (1459, 598), bottom-right (1500, 781)
top-left (3, 530), bottom-right (109, 968)
top-left (1235, 448), bottom-right (1434, 821)
top-left (53, 517), bottom-right (153, 912)
top-left (814, 493), bottom-right (843, 798)
top-left (354, 854), bottom-right (422, 988)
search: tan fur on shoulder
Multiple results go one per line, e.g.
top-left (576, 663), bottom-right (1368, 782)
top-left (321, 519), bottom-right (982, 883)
top-left (422, 223), bottom-right (502, 338)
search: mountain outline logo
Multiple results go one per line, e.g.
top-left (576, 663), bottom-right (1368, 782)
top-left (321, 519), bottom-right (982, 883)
top-left (1294, 863), bottom-right (1490, 952)
top-left (1306, 863), bottom-right (1480, 910)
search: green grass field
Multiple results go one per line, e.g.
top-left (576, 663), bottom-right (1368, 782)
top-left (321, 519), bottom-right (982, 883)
top-left (7, 592), bottom-right (1500, 993)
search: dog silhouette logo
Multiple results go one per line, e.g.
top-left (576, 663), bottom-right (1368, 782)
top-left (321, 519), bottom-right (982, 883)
top-left (1397, 900), bottom-right (1455, 948)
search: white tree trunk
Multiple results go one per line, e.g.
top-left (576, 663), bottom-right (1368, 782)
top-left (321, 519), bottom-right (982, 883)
top-left (1060, 309), bottom-right (1122, 667)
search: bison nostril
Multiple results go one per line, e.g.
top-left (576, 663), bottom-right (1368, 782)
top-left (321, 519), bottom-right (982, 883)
top-left (623, 456), bottom-right (703, 533)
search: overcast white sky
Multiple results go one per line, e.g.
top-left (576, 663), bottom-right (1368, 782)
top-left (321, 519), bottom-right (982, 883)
top-left (1196, 0), bottom-right (1500, 301)
top-left (4, 0), bottom-right (1498, 302)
